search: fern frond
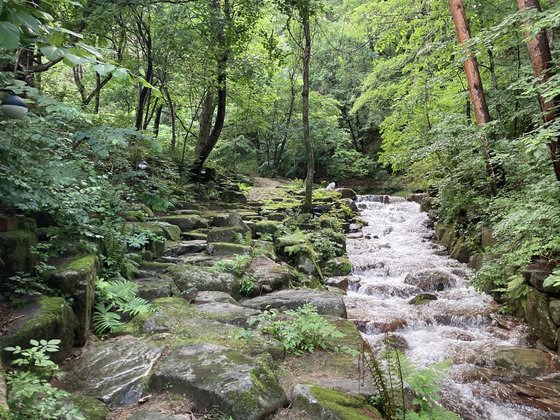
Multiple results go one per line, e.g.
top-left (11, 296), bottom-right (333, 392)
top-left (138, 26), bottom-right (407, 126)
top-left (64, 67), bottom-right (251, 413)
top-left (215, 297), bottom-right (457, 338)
top-left (92, 302), bottom-right (123, 335)
top-left (120, 297), bottom-right (152, 316)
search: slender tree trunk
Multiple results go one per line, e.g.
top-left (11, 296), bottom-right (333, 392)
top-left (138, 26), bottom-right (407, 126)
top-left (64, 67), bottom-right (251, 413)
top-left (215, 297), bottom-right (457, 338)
top-left (517, 0), bottom-right (560, 181)
top-left (487, 48), bottom-right (501, 122)
top-left (153, 105), bottom-right (163, 137)
top-left (302, 5), bottom-right (314, 212)
top-left (94, 73), bottom-right (101, 113)
top-left (163, 87), bottom-right (177, 153)
top-left (448, 0), bottom-right (499, 196)
top-left (275, 68), bottom-right (296, 170)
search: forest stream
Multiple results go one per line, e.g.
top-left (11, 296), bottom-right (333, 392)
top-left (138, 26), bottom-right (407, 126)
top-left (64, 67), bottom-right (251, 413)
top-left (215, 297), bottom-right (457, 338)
top-left (345, 196), bottom-right (560, 420)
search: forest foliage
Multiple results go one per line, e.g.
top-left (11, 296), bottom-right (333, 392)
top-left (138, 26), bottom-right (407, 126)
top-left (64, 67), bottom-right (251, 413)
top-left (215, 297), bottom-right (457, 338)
top-left (2, 0), bottom-right (560, 306)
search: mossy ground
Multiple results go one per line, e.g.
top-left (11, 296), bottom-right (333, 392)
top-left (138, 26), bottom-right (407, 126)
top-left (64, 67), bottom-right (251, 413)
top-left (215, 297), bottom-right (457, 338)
top-left (310, 386), bottom-right (381, 420)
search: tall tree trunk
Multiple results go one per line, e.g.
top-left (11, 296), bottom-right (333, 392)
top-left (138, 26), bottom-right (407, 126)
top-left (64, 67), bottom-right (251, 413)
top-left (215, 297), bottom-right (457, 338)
top-left (448, 0), bottom-right (499, 196)
top-left (517, 0), bottom-right (560, 181)
top-left (302, 5), bottom-right (314, 212)
top-left (193, 0), bottom-right (229, 174)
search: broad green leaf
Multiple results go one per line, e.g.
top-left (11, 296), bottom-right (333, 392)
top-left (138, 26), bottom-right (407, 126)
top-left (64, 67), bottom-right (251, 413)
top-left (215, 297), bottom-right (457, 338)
top-left (40, 44), bottom-right (64, 60)
top-left (0, 20), bottom-right (20, 49)
top-left (113, 67), bottom-right (130, 82)
top-left (93, 63), bottom-right (116, 77)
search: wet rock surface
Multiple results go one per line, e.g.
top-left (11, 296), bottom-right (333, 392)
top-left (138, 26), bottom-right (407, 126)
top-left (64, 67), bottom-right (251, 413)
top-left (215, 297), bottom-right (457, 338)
top-left (57, 335), bottom-right (163, 407)
top-left (242, 289), bottom-right (347, 318)
top-left (149, 344), bottom-right (288, 420)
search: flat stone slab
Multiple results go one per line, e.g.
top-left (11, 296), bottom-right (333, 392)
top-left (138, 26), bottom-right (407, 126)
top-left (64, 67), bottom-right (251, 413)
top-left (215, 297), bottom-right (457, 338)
top-left (57, 336), bottom-right (163, 407)
top-left (195, 302), bottom-right (261, 327)
top-left (149, 344), bottom-right (287, 419)
top-left (164, 240), bottom-right (207, 256)
top-left (241, 289), bottom-right (347, 318)
top-left (194, 291), bottom-right (237, 305)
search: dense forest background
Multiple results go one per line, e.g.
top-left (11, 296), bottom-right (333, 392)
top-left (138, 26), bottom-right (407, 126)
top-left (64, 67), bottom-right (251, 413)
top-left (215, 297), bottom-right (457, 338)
top-left (2, 0), bottom-right (560, 304)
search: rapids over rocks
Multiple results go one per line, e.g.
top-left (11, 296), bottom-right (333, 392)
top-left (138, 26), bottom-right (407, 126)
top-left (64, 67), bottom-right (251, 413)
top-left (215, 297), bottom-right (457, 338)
top-left (344, 195), bottom-right (560, 419)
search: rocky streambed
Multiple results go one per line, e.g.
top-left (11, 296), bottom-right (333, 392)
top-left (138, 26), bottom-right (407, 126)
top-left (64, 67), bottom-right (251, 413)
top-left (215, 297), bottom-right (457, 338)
top-left (345, 195), bottom-right (560, 419)
top-left (1, 183), bottom-right (381, 419)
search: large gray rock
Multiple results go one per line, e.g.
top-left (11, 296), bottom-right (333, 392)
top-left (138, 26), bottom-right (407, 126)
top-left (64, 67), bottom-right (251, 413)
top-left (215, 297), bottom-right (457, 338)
top-left (195, 302), bottom-right (261, 327)
top-left (404, 270), bottom-right (455, 292)
top-left (164, 240), bottom-right (207, 256)
top-left (475, 346), bottom-right (560, 377)
top-left (58, 335), bottom-right (163, 407)
top-left (168, 265), bottom-right (240, 298)
top-left (249, 255), bottom-right (298, 294)
top-left (241, 289), bottom-right (347, 318)
top-left (194, 290), bottom-right (237, 305)
top-left (207, 242), bottom-right (252, 257)
top-left (207, 227), bottom-right (243, 243)
top-left (158, 215), bottom-right (209, 232)
top-left (149, 344), bottom-right (287, 419)
top-left (134, 276), bottom-right (174, 301)
top-left (292, 384), bottom-right (382, 420)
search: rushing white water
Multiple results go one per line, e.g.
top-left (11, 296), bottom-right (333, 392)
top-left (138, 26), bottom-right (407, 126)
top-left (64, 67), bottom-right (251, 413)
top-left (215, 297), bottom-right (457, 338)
top-left (344, 195), bottom-right (560, 420)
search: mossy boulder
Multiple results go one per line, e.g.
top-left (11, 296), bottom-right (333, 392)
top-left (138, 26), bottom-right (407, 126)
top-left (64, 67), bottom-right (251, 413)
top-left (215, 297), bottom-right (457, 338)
top-left (195, 302), bottom-right (261, 328)
top-left (125, 221), bottom-right (180, 241)
top-left (0, 297), bottom-right (77, 364)
top-left (324, 257), bottom-right (352, 277)
top-left (0, 229), bottom-right (37, 280)
top-left (68, 394), bottom-right (109, 420)
top-left (408, 293), bottom-right (438, 305)
top-left (166, 265), bottom-right (240, 298)
top-left (248, 255), bottom-right (298, 295)
top-left (124, 298), bottom-right (283, 359)
top-left (336, 188), bottom-right (357, 200)
top-left (292, 384), bottom-right (382, 420)
top-left (550, 299), bottom-right (560, 326)
top-left (57, 335), bottom-right (163, 407)
top-left (525, 287), bottom-right (558, 350)
top-left (158, 215), bottom-right (209, 232)
top-left (207, 242), bottom-right (252, 257)
top-left (242, 289), bottom-right (347, 318)
top-left (47, 254), bottom-right (98, 345)
top-left (254, 220), bottom-right (282, 237)
top-left (207, 226), bottom-right (244, 243)
top-left (450, 237), bottom-right (470, 263)
top-left (210, 213), bottom-right (230, 227)
top-left (149, 344), bottom-right (287, 419)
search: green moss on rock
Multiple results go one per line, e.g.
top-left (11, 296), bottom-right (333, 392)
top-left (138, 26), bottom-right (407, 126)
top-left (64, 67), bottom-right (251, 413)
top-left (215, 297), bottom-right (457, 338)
top-left (158, 215), bottom-right (209, 232)
top-left (207, 242), bottom-right (252, 256)
top-left (324, 257), bottom-right (352, 277)
top-left (69, 394), bottom-right (108, 420)
top-left (0, 297), bottom-right (77, 364)
top-left (0, 229), bottom-right (37, 279)
top-left (310, 385), bottom-right (381, 420)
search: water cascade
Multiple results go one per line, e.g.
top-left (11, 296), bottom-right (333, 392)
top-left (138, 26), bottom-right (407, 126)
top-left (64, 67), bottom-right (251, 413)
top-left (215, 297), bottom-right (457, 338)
top-left (345, 195), bottom-right (560, 419)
